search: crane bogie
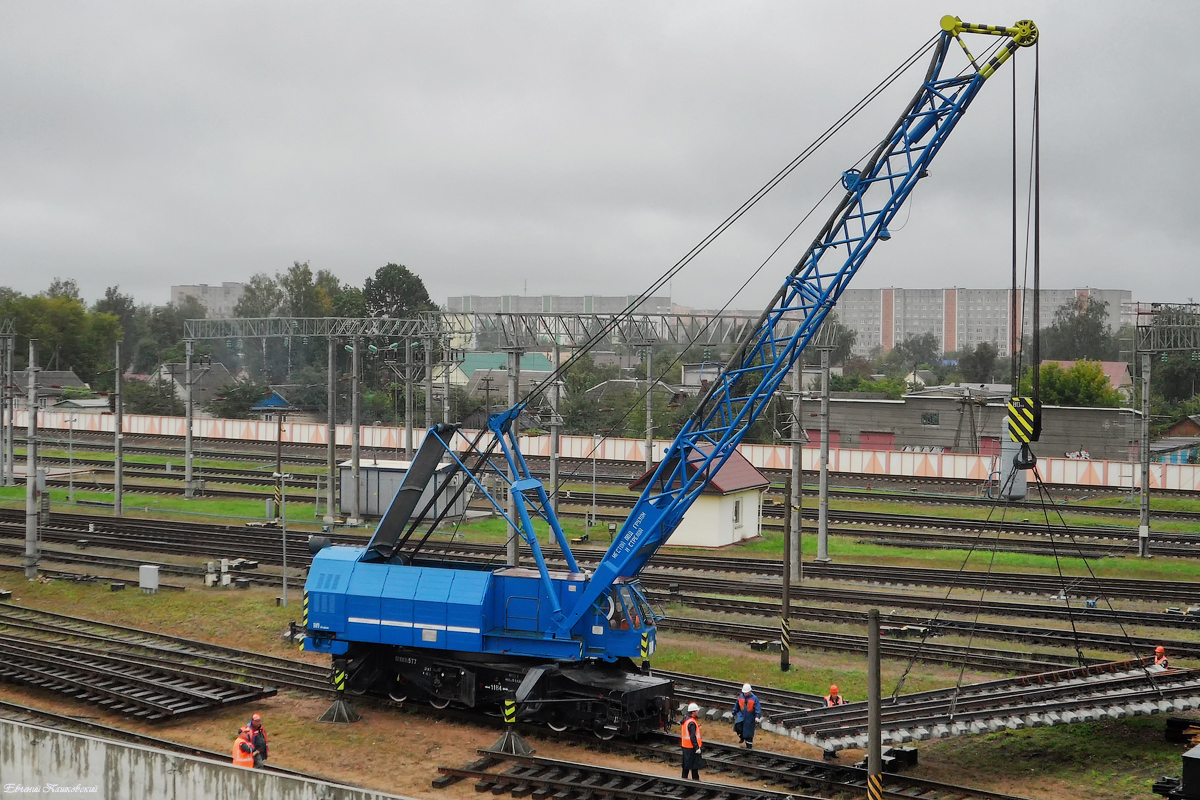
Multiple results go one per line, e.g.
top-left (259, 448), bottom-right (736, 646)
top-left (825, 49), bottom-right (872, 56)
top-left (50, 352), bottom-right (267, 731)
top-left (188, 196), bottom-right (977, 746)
top-left (304, 15), bottom-right (1036, 737)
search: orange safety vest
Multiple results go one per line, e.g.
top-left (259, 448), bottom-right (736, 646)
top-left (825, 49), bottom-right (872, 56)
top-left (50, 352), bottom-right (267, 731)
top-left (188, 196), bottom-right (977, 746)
top-left (680, 716), bottom-right (702, 749)
top-left (824, 694), bottom-right (846, 707)
top-left (1156, 654), bottom-right (1170, 668)
top-left (737, 695), bottom-right (757, 714)
top-left (232, 735), bottom-right (255, 768)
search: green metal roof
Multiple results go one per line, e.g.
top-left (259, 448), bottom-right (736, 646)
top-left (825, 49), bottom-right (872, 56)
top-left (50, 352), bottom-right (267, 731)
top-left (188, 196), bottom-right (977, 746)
top-left (459, 352), bottom-right (553, 378)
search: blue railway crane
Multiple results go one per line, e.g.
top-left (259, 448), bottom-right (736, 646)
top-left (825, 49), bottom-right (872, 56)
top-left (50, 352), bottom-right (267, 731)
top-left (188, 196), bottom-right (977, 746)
top-left (303, 15), bottom-right (1038, 737)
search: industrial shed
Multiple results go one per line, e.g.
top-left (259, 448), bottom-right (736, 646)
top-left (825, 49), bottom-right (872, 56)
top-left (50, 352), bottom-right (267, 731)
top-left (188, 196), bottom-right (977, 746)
top-left (630, 448), bottom-right (769, 548)
top-left (338, 459), bottom-right (467, 520)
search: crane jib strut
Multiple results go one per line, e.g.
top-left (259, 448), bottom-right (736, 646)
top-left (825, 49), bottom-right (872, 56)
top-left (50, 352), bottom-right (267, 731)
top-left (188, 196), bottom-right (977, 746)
top-left (405, 16), bottom-right (1038, 641)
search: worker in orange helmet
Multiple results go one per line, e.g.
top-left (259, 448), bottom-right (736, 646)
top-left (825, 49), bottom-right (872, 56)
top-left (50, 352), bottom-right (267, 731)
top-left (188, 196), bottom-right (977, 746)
top-left (824, 684), bottom-right (847, 707)
top-left (680, 702), bottom-right (703, 781)
top-left (231, 726), bottom-right (256, 768)
top-left (1154, 645), bottom-right (1170, 670)
top-left (248, 712), bottom-right (269, 767)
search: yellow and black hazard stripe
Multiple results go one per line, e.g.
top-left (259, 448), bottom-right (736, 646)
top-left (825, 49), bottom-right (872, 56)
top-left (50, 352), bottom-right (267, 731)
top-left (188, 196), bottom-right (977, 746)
top-left (299, 592), bottom-right (309, 651)
top-left (273, 484), bottom-right (283, 515)
top-left (640, 632), bottom-right (650, 659)
top-left (503, 698), bottom-right (517, 724)
top-left (1008, 397), bottom-right (1037, 443)
top-left (332, 668), bottom-right (347, 693)
top-left (868, 773), bottom-right (883, 800)
top-left (780, 619), bottom-right (792, 653)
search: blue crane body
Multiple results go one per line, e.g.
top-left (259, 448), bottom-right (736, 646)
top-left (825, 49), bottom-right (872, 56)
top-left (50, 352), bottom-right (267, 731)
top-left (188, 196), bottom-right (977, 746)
top-left (304, 15), bottom-right (1038, 736)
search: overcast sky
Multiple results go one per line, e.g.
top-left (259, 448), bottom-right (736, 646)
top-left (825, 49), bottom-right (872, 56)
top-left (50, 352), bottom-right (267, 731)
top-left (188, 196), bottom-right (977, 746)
top-left (0, 2), bottom-right (1195, 311)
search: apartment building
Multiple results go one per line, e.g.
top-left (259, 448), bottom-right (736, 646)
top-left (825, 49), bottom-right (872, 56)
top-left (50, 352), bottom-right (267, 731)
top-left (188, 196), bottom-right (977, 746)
top-left (170, 283), bottom-right (245, 318)
top-left (445, 295), bottom-right (673, 314)
top-left (837, 287), bottom-right (1132, 356)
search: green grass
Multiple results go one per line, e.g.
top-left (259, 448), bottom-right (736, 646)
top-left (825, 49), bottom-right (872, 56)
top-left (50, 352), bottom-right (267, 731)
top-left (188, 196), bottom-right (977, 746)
top-left (717, 525), bottom-right (1200, 581)
top-left (0, 579), bottom-right (306, 659)
top-left (917, 715), bottom-right (1197, 800)
top-left (650, 634), bottom-right (998, 699)
top-left (0, 485), bottom-right (342, 530)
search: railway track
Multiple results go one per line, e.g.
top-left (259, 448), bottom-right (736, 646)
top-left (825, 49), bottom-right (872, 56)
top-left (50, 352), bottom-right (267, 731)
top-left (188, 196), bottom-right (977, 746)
top-left (607, 731), bottom-right (1029, 800)
top-left (0, 605), bottom-right (332, 696)
top-left (441, 541), bottom-right (1200, 603)
top-left (436, 745), bottom-right (1033, 800)
top-left (765, 657), bottom-right (1200, 752)
top-left (30, 429), bottom-right (1200, 501)
top-left (657, 617), bottom-right (1096, 673)
top-left (652, 591), bottom-right (1200, 658)
top-left (5, 508), bottom-right (1198, 610)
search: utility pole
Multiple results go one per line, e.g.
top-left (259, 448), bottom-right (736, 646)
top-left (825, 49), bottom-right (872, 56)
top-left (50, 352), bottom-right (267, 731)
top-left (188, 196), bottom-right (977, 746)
top-left (350, 336), bottom-right (361, 524)
top-left (505, 347), bottom-right (523, 567)
top-left (867, 608), bottom-right (882, 800)
top-left (643, 343), bottom-right (654, 472)
top-left (789, 363), bottom-right (803, 583)
top-left (325, 337), bottom-right (337, 521)
top-left (276, 471), bottom-right (290, 607)
top-left (780, 476), bottom-right (792, 673)
top-left (1140, 352), bottom-right (1151, 558)
top-left (404, 337), bottom-right (414, 459)
top-left (424, 335), bottom-right (434, 430)
top-left (275, 411), bottom-right (285, 520)
top-left (549, 344), bottom-right (562, 518)
top-left (24, 339), bottom-right (39, 579)
top-left (0, 335), bottom-right (8, 487)
top-left (184, 340), bottom-right (195, 498)
top-left (4, 337), bottom-right (13, 487)
top-left (114, 341), bottom-right (123, 516)
top-left (442, 345), bottom-right (452, 424)
top-left (816, 348), bottom-right (832, 563)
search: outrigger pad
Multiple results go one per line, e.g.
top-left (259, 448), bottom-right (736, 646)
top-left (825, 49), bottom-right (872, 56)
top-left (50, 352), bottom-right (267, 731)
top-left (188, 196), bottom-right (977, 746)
top-left (318, 696), bottom-right (362, 724)
top-left (488, 728), bottom-right (534, 756)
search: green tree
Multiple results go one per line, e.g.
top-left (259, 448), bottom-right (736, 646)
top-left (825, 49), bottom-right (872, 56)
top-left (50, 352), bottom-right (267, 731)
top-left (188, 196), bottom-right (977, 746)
top-left (332, 286), bottom-right (367, 318)
top-left (130, 297), bottom-right (207, 375)
top-left (363, 263), bottom-right (435, 318)
top-left (810, 313), bottom-right (857, 365)
top-left (279, 261), bottom-right (326, 317)
top-left (123, 376), bottom-right (184, 415)
top-left (233, 273), bottom-right (284, 318)
top-left (1020, 360), bottom-right (1123, 407)
top-left (204, 377), bottom-right (273, 419)
top-left (0, 287), bottom-right (121, 383)
top-left (957, 341), bottom-right (999, 383)
top-left (1040, 298), bottom-right (1118, 361)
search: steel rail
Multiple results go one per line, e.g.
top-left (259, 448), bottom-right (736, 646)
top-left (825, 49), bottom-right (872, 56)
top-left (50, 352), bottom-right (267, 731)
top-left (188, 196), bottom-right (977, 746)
top-left (656, 617), bottom-right (1092, 673)
top-left (651, 591), bottom-right (1200, 657)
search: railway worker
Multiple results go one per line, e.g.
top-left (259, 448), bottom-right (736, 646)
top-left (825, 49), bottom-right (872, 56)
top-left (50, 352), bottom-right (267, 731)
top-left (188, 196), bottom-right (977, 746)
top-left (680, 702), bottom-right (704, 781)
top-left (733, 683), bottom-right (762, 749)
top-left (824, 685), bottom-right (847, 707)
top-left (232, 726), bottom-right (256, 769)
top-left (249, 712), bottom-right (269, 767)
top-left (1155, 645), bottom-right (1171, 670)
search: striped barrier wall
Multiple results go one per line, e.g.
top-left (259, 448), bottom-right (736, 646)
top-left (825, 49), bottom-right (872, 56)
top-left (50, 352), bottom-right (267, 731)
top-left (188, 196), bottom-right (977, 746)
top-left (18, 409), bottom-right (1193, 492)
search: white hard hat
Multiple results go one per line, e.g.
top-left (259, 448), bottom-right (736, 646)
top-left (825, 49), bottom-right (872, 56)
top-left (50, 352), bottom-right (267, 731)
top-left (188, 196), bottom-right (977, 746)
top-left (742, 684), bottom-right (752, 694)
top-left (687, 702), bottom-right (700, 713)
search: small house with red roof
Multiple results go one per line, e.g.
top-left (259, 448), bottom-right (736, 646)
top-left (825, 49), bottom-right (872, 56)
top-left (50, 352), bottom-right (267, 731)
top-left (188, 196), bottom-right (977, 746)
top-left (629, 447), bottom-right (769, 548)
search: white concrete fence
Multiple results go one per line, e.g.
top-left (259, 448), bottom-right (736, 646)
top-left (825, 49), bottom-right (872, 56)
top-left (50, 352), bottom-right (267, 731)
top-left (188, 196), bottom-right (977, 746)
top-left (0, 718), bottom-right (418, 800)
top-left (22, 409), bottom-right (1195, 492)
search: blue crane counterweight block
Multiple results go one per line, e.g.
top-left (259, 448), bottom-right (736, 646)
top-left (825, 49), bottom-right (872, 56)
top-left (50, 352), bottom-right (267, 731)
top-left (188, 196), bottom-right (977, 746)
top-left (303, 546), bottom-right (656, 662)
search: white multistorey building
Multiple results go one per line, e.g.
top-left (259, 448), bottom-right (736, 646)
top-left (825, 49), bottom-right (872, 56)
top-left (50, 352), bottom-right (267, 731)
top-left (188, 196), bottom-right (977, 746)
top-left (837, 287), bottom-right (1132, 357)
top-left (445, 294), bottom-right (674, 314)
top-left (170, 283), bottom-right (245, 318)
